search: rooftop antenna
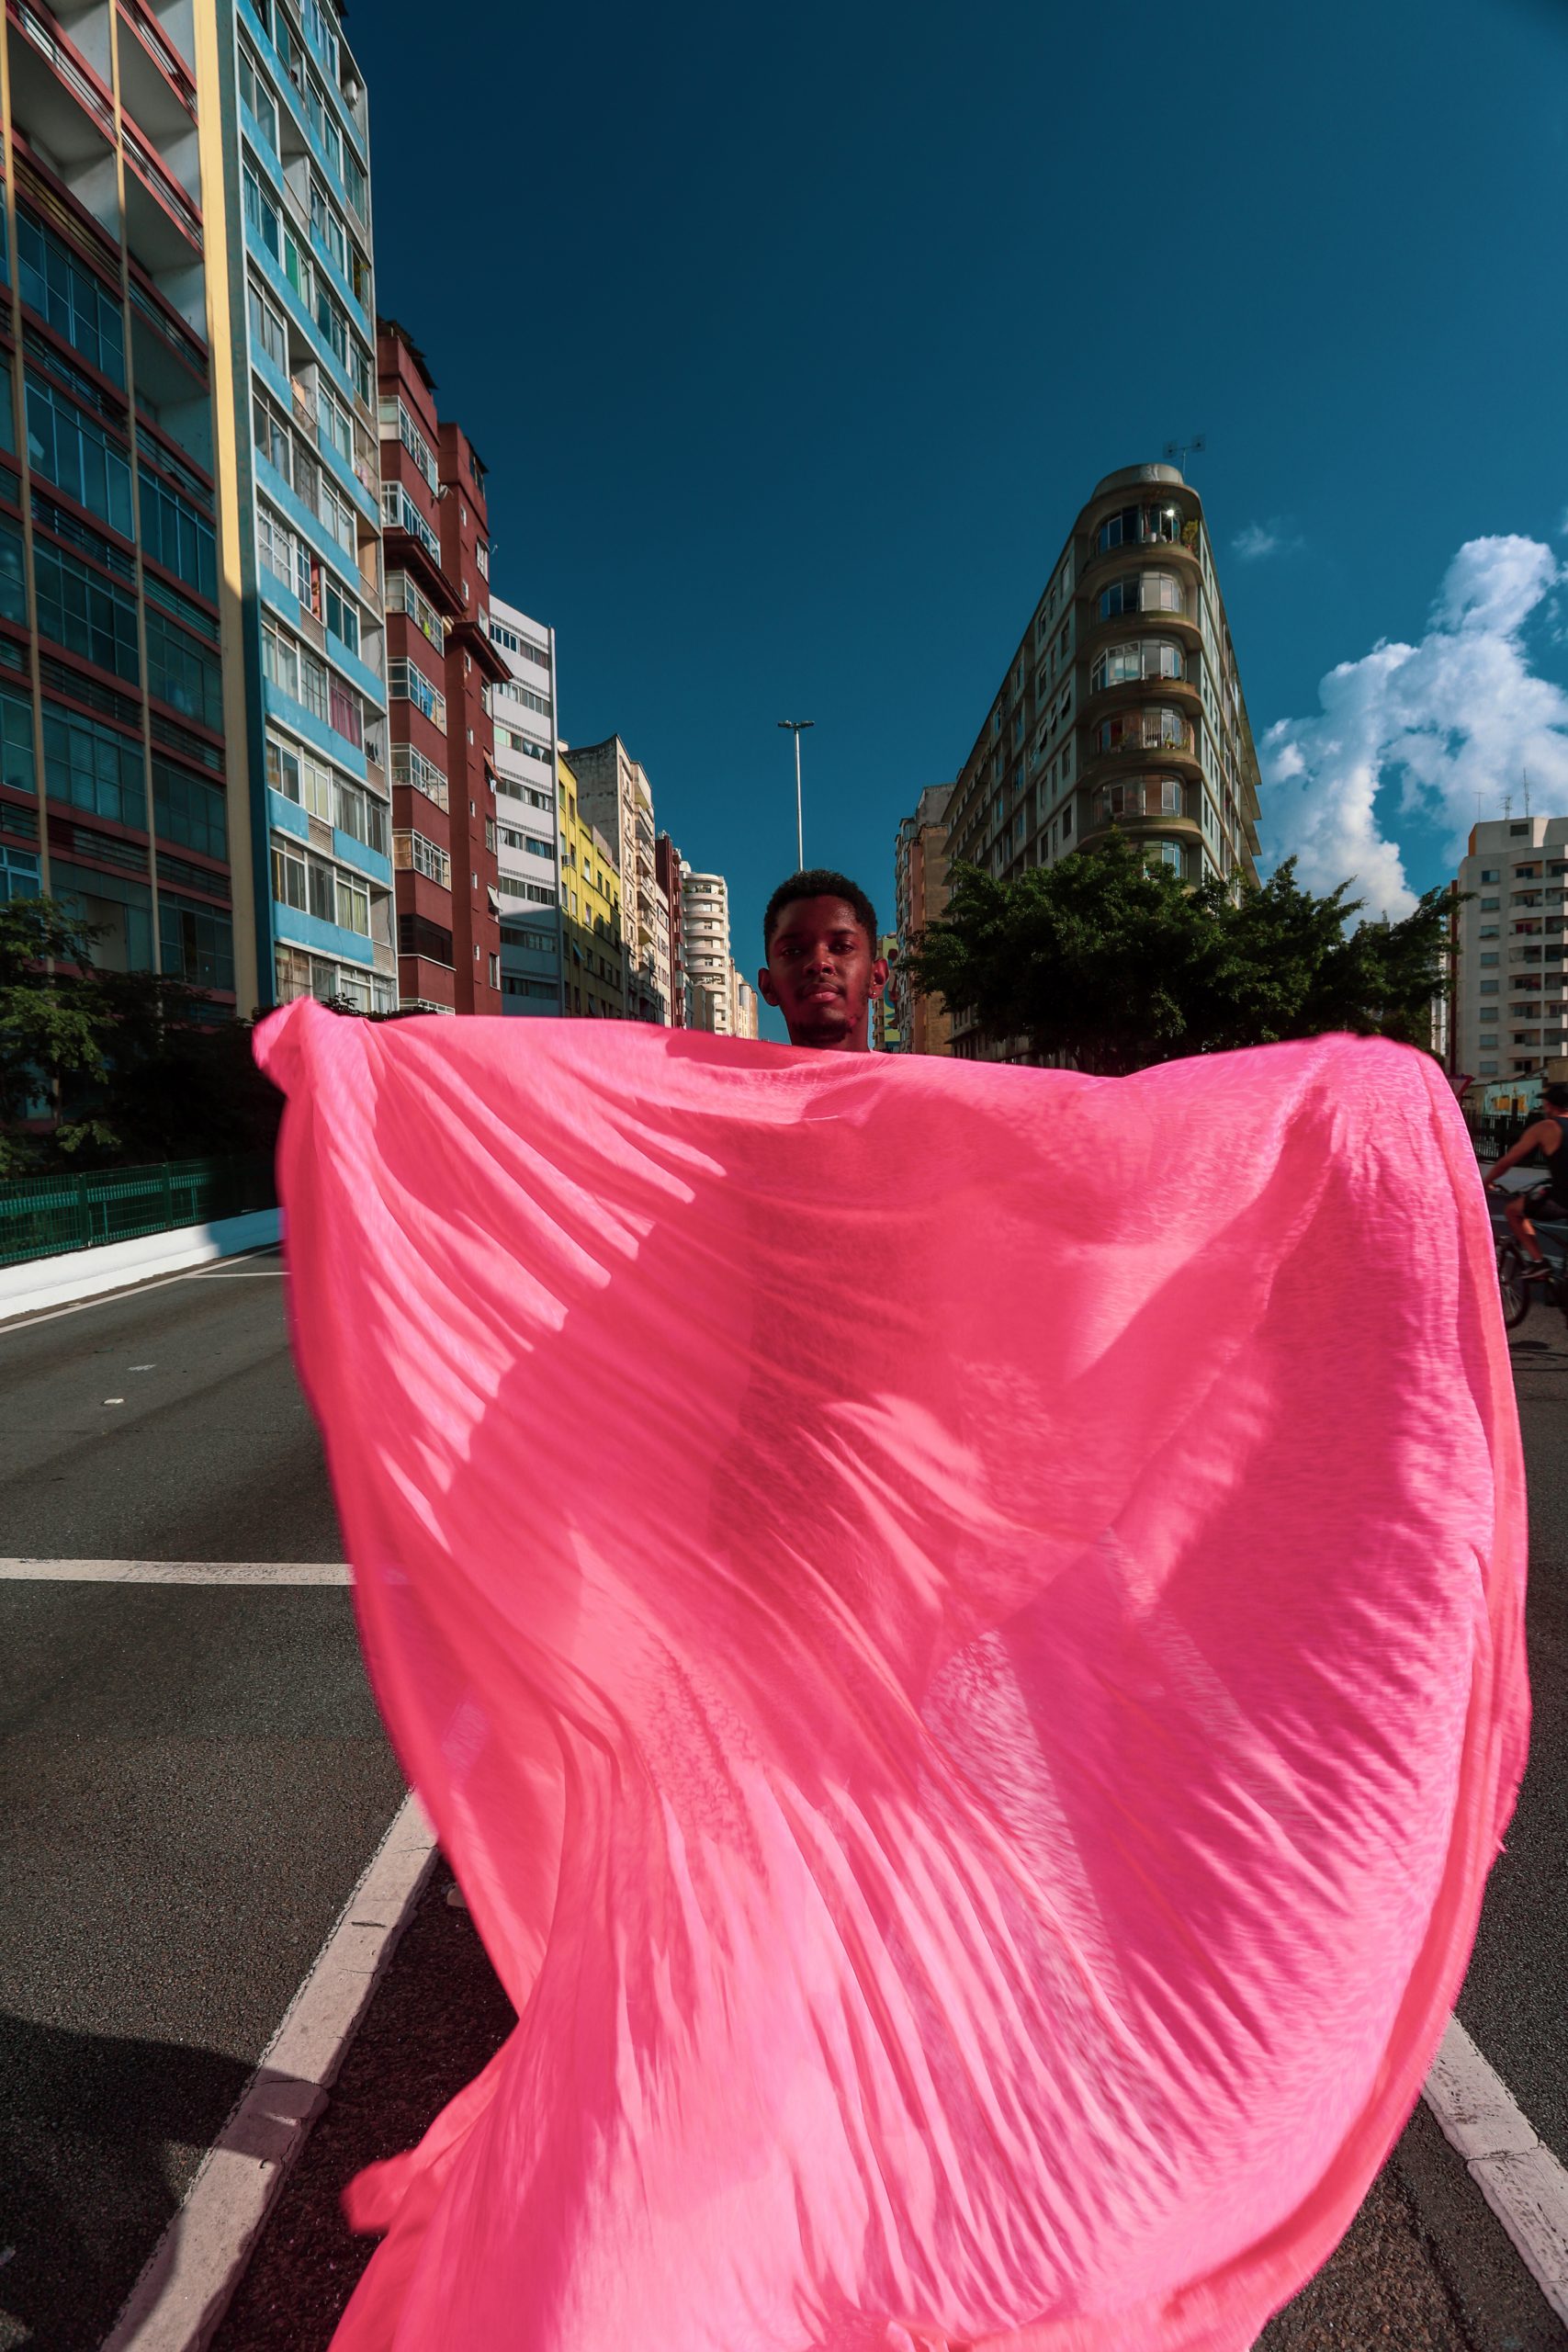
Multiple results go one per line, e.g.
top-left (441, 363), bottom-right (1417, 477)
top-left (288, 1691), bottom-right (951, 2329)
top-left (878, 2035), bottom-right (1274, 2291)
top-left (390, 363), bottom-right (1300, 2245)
top-left (1163, 435), bottom-right (1205, 473)
top-left (1505, 793), bottom-right (1514, 821)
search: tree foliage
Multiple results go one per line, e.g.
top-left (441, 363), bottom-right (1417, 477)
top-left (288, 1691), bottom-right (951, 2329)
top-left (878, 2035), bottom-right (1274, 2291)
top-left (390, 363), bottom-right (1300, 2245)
top-left (0, 896), bottom-right (281, 1176)
top-left (906, 834), bottom-right (1452, 1077)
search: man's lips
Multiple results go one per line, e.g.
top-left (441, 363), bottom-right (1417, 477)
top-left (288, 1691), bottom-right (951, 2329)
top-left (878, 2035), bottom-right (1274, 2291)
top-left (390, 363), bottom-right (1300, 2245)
top-left (800, 985), bottom-right (844, 1003)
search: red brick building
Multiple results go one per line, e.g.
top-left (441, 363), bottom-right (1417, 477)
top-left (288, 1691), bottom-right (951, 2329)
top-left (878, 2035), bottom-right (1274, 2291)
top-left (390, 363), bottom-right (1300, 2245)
top-left (377, 319), bottom-right (504, 1012)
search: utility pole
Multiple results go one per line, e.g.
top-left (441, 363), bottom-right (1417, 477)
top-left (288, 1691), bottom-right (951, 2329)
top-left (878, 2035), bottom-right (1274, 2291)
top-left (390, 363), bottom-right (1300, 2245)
top-left (777, 720), bottom-right (813, 870)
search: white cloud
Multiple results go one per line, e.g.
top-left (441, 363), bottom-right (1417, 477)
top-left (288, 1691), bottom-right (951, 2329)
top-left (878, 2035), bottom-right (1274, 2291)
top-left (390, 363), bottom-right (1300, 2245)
top-left (1260, 535), bottom-right (1568, 918)
top-left (1232, 519), bottom-right (1303, 562)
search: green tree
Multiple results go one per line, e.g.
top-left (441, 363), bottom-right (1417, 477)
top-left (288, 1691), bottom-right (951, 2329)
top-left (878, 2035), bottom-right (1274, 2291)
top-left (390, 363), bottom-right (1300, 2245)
top-left (907, 834), bottom-right (1452, 1076)
top-left (0, 895), bottom-right (280, 1175)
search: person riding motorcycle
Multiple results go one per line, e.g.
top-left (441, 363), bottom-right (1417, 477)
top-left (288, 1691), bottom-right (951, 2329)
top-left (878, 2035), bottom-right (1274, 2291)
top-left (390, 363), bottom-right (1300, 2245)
top-left (1483, 1080), bottom-right (1568, 1279)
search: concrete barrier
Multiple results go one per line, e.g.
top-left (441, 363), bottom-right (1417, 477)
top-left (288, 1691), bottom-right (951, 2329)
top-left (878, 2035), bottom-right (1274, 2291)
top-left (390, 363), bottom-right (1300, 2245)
top-left (0, 1206), bottom-right (282, 1325)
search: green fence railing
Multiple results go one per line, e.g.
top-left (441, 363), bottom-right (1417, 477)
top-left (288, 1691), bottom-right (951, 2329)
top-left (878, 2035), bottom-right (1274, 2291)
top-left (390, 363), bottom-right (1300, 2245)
top-left (0, 1153), bottom-right (276, 1268)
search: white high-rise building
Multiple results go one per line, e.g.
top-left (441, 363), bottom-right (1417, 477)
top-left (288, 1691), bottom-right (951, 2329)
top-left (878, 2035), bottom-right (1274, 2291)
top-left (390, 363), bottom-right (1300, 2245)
top-left (488, 596), bottom-right (562, 1014)
top-left (682, 865), bottom-right (732, 1034)
top-left (1452, 815), bottom-right (1568, 1085)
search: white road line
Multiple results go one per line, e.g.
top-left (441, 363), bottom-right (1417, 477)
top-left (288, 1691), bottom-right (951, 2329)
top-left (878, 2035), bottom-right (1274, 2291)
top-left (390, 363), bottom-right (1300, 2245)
top-left (0, 1249), bottom-right (282, 1332)
top-left (1423, 2017), bottom-right (1568, 2321)
top-left (183, 1269), bottom-right (287, 1277)
top-left (103, 1791), bottom-right (436, 2352)
top-left (0, 1558), bottom-right (350, 1584)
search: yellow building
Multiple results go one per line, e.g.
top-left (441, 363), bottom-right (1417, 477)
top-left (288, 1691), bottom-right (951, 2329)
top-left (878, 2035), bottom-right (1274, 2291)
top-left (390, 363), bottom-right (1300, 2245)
top-left (558, 752), bottom-right (625, 1017)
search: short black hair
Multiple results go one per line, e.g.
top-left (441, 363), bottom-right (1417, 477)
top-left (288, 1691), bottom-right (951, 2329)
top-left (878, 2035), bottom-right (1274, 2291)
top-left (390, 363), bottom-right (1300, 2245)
top-left (762, 868), bottom-right (878, 953)
top-left (1545, 1082), bottom-right (1568, 1109)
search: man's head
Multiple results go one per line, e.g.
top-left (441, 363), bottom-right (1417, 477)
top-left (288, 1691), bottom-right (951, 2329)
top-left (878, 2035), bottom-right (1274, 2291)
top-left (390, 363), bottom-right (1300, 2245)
top-left (1545, 1083), bottom-right (1568, 1111)
top-left (758, 868), bottom-right (888, 1051)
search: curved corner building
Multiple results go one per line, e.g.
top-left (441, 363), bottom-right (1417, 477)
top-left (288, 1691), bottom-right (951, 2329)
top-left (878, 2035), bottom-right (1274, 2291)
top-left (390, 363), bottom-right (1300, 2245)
top-left (942, 462), bottom-right (1262, 1057)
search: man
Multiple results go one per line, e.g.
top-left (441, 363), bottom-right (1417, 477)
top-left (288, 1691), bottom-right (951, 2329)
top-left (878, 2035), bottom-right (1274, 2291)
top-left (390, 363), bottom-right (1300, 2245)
top-left (1483, 1079), bottom-right (1568, 1277)
top-left (757, 868), bottom-right (889, 1052)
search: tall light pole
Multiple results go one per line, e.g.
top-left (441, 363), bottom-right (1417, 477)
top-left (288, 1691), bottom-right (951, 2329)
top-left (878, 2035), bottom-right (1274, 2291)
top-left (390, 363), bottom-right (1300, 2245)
top-left (777, 719), bottom-right (813, 870)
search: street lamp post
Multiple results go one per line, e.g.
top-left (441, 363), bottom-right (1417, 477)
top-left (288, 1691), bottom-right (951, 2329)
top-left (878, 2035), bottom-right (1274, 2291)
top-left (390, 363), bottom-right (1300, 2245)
top-left (777, 720), bottom-right (813, 870)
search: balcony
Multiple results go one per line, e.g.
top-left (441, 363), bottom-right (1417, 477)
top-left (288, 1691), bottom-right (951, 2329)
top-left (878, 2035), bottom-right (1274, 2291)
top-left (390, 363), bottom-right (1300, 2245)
top-left (121, 112), bottom-right (202, 268)
top-left (7, 2), bottom-right (118, 234)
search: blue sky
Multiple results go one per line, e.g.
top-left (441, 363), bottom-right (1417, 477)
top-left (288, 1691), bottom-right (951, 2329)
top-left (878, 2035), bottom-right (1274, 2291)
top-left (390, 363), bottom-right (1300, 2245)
top-left (356, 0), bottom-right (1568, 1032)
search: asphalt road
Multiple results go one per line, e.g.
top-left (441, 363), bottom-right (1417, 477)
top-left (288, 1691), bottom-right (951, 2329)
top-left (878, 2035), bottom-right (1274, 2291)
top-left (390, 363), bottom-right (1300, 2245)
top-left (1, 1250), bottom-right (1564, 2348)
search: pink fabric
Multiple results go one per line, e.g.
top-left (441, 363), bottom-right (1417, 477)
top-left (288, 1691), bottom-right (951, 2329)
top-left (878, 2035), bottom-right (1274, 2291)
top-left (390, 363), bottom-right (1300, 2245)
top-left (256, 1001), bottom-right (1529, 2352)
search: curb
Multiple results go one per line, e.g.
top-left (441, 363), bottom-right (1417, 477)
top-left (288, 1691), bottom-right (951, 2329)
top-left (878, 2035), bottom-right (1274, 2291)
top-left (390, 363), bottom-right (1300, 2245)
top-left (0, 1208), bottom-right (282, 1325)
top-left (1422, 2017), bottom-right (1568, 2323)
top-left (102, 1792), bottom-right (436, 2352)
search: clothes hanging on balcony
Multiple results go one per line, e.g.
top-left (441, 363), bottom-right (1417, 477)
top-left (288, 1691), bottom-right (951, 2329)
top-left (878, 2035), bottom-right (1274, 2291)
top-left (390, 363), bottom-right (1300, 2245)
top-left (255, 1001), bottom-right (1528, 2352)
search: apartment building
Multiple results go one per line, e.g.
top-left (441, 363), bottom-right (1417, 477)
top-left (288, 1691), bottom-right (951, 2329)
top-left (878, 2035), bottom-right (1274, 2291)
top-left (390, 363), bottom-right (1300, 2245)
top-left (488, 591), bottom-right (560, 1014)
top-left (655, 830), bottom-right (686, 1024)
top-left (892, 783), bottom-right (953, 1055)
top-left (557, 748), bottom-right (623, 1017)
top-left (1451, 815), bottom-right (1568, 1084)
top-left (682, 863), bottom-right (730, 1033)
top-left (0, 0), bottom-right (268, 1004)
top-left (729, 967), bottom-right (758, 1040)
top-left (374, 318), bottom-right (502, 1012)
top-left (874, 936), bottom-right (902, 1050)
top-left (942, 462), bottom-right (1262, 1056)
top-left (567, 732), bottom-right (664, 1021)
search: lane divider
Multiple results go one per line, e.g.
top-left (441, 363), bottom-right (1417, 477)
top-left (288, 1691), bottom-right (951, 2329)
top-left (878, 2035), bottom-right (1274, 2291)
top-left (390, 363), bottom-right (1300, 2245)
top-left (0, 1560), bottom-right (351, 1583)
top-left (101, 1791), bottom-right (436, 2352)
top-left (1423, 2017), bottom-right (1568, 2322)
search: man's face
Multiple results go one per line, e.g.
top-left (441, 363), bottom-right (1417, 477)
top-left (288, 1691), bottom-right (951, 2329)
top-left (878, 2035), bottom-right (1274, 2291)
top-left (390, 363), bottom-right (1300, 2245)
top-left (758, 896), bottom-right (888, 1051)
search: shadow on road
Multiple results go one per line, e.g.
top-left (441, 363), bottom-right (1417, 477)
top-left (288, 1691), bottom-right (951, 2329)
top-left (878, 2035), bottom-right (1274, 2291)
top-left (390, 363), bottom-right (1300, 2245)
top-left (0, 2008), bottom-right (253, 2350)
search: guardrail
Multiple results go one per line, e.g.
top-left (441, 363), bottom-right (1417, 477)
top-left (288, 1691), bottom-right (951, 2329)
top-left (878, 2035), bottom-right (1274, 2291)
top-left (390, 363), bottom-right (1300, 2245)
top-left (0, 1153), bottom-right (276, 1267)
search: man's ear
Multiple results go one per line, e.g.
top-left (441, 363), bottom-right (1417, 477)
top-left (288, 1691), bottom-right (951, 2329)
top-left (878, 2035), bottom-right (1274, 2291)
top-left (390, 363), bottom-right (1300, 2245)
top-left (757, 966), bottom-right (779, 1007)
top-left (869, 956), bottom-right (889, 1002)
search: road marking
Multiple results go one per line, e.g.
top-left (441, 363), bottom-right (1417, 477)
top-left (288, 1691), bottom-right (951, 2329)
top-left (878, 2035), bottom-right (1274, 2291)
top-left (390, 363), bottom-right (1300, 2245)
top-left (1423, 2017), bottom-right (1568, 2321)
top-left (0, 1559), bottom-right (350, 1584)
top-left (0, 1249), bottom-right (282, 1332)
top-left (103, 1791), bottom-right (436, 2352)
top-left (183, 1269), bottom-right (288, 1278)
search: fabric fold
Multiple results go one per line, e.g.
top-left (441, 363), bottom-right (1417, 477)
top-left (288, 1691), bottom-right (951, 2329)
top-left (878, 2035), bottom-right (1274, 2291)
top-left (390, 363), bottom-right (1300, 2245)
top-left (256, 1001), bottom-right (1528, 2352)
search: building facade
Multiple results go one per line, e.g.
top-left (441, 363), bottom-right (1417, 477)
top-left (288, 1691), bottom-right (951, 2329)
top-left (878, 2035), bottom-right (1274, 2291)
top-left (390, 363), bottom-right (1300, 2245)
top-left (729, 967), bottom-right (758, 1039)
top-left (942, 463), bottom-right (1262, 1056)
top-left (227, 0), bottom-right (394, 1013)
top-left (1451, 815), bottom-right (1568, 1085)
top-left (489, 591), bottom-right (560, 1014)
top-left (874, 936), bottom-right (902, 1050)
top-left (375, 318), bottom-right (502, 1013)
top-left (567, 732), bottom-right (663, 1021)
top-left (655, 830), bottom-right (686, 1024)
top-left (892, 783), bottom-right (953, 1054)
top-left (0, 0), bottom-right (252, 1005)
top-left (557, 748), bottom-right (623, 1017)
top-left (682, 862), bottom-right (730, 1032)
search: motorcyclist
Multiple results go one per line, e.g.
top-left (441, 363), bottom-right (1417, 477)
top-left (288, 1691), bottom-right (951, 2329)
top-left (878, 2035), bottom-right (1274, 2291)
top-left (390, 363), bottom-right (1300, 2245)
top-left (1483, 1080), bottom-right (1568, 1279)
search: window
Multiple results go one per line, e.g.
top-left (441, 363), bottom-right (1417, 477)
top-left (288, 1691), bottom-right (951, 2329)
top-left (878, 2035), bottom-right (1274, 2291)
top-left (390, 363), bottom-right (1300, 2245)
top-left (488, 615), bottom-right (519, 654)
top-left (262, 619), bottom-right (300, 702)
top-left (0, 840), bottom-right (40, 902)
top-left (379, 481), bottom-right (440, 560)
top-left (314, 275), bottom-right (349, 368)
top-left (390, 743), bottom-right (448, 808)
top-left (272, 835), bottom-right (370, 933)
top-left (319, 381), bottom-right (354, 468)
top-left (238, 42), bottom-right (278, 151)
top-left (26, 373), bottom-right (132, 537)
top-left (248, 277), bottom-right (288, 371)
top-left (377, 399), bottom-right (440, 492)
top-left (145, 609), bottom-right (222, 729)
top-left (310, 175), bottom-right (347, 278)
top-left (1095, 503), bottom-right (1180, 554)
top-left (398, 910), bottom-right (455, 965)
top-left (243, 162), bottom-right (282, 264)
top-left (300, 646), bottom-right (330, 723)
top-left (318, 473), bottom-right (355, 560)
top-left (1090, 641), bottom-right (1184, 691)
top-left (393, 829), bottom-right (451, 887)
top-left (1479, 867), bottom-right (1500, 882)
top-left (1095, 708), bottom-right (1190, 754)
top-left (153, 759), bottom-right (226, 859)
top-left (1480, 897), bottom-right (1500, 911)
top-left (1479, 1035), bottom-right (1498, 1048)
top-left (0, 515), bottom-right (26, 628)
top-left (1098, 572), bottom-right (1185, 620)
top-left (160, 892), bottom-right (234, 989)
top-left (32, 539), bottom-right (140, 678)
top-left (266, 733), bottom-right (334, 820)
top-left (17, 209), bottom-right (125, 385)
top-left (1479, 952), bottom-right (1500, 967)
top-left (1145, 842), bottom-right (1183, 873)
top-left (0, 686), bottom-right (35, 797)
top-left (387, 569), bottom-right (446, 650)
top-left (1480, 980), bottom-right (1499, 994)
top-left (43, 703), bottom-right (144, 826)
top-left (321, 571), bottom-right (359, 654)
top-left (476, 541), bottom-right (490, 580)
top-left (257, 501), bottom-right (312, 607)
top-left (141, 469), bottom-right (217, 601)
top-left (500, 679), bottom-right (552, 720)
top-left (388, 656), bottom-right (446, 731)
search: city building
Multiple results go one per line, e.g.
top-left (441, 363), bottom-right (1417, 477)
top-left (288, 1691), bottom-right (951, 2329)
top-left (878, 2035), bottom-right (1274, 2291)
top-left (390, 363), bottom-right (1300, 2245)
top-left (729, 965), bottom-right (758, 1040)
top-left (682, 863), bottom-right (731, 1033)
top-left (566, 733), bottom-right (663, 1021)
top-left (558, 749), bottom-right (623, 1017)
top-left (230, 0), bottom-right (395, 1012)
top-left (941, 463), bottom-right (1262, 1056)
top-left (655, 831), bottom-right (687, 1024)
top-left (874, 935), bottom-right (902, 1050)
top-left (1451, 816), bottom-right (1568, 1086)
top-left (489, 592), bottom-right (561, 1014)
top-left (376, 318), bottom-right (502, 1013)
top-left (892, 784), bottom-right (953, 1055)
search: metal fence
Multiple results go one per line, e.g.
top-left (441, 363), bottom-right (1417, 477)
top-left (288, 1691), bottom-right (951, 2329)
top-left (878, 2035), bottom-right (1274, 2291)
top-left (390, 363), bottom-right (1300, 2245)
top-left (0, 1154), bottom-right (276, 1268)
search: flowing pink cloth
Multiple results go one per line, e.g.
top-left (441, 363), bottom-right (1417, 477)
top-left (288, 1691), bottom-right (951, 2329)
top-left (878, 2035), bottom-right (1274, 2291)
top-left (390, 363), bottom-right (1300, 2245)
top-left (256, 1001), bottom-right (1528, 2352)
